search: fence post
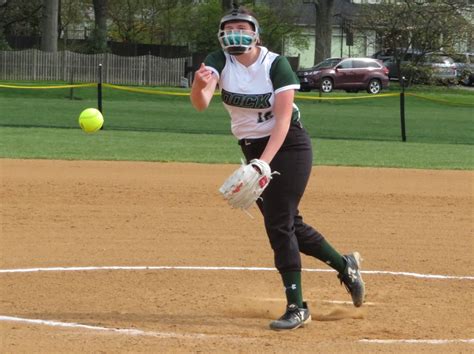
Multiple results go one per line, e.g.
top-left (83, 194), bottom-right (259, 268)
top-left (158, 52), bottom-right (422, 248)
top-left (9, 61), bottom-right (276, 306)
top-left (33, 50), bottom-right (37, 81)
top-left (400, 76), bottom-right (407, 142)
top-left (62, 50), bottom-right (66, 82)
top-left (105, 53), bottom-right (109, 83)
top-left (1, 51), bottom-right (4, 79)
top-left (69, 65), bottom-right (75, 100)
top-left (147, 53), bottom-right (151, 86)
top-left (98, 64), bottom-right (103, 129)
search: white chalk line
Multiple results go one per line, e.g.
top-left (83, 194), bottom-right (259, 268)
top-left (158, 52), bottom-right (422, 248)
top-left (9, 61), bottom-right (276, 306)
top-left (255, 297), bottom-right (379, 306)
top-left (360, 339), bottom-right (474, 345)
top-left (0, 315), bottom-right (247, 342)
top-left (0, 265), bottom-right (472, 280)
top-left (322, 300), bottom-right (378, 306)
top-left (1, 315), bottom-right (472, 346)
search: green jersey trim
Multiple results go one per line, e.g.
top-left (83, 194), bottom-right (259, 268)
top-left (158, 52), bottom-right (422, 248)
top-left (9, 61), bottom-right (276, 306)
top-left (270, 56), bottom-right (300, 92)
top-left (204, 50), bottom-right (226, 77)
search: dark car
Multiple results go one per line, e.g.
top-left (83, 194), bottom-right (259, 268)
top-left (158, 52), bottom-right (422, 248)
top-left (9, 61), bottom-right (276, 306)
top-left (296, 57), bottom-right (390, 94)
top-left (452, 52), bottom-right (474, 86)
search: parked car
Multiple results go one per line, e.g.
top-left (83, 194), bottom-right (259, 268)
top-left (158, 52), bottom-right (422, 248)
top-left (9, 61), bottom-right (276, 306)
top-left (372, 49), bottom-right (457, 82)
top-left (372, 48), bottom-right (422, 79)
top-left (452, 52), bottom-right (474, 86)
top-left (296, 57), bottom-right (390, 94)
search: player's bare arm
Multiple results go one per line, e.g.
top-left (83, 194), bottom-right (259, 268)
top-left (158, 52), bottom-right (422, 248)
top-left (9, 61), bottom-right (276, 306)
top-left (190, 63), bottom-right (218, 111)
top-left (259, 89), bottom-right (295, 164)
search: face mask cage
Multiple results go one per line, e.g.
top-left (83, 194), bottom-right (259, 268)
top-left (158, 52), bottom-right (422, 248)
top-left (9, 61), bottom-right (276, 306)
top-left (217, 29), bottom-right (259, 55)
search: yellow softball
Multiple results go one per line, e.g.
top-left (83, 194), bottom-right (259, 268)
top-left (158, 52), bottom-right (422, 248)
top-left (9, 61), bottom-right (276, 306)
top-left (78, 108), bottom-right (104, 133)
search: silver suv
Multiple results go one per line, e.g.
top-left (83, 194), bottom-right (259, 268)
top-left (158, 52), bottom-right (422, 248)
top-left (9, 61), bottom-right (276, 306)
top-left (373, 49), bottom-right (457, 82)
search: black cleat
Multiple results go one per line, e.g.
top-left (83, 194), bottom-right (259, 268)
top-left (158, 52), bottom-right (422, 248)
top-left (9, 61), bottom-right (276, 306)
top-left (269, 302), bottom-right (311, 331)
top-left (338, 252), bottom-right (365, 307)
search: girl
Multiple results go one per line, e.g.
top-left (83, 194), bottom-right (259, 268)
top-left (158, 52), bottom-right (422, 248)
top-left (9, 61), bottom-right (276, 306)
top-left (190, 6), bottom-right (365, 331)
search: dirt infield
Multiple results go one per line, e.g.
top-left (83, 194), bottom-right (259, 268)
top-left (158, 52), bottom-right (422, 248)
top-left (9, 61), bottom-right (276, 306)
top-left (1, 159), bottom-right (473, 353)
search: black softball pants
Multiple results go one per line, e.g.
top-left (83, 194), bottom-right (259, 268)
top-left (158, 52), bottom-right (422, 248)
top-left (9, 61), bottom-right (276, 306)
top-left (239, 124), bottom-right (326, 273)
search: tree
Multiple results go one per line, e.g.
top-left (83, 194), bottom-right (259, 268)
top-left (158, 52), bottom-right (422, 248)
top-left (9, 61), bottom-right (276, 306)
top-left (154, 0), bottom-right (195, 45)
top-left (59, 0), bottom-right (92, 49)
top-left (221, 0), bottom-right (233, 11)
top-left (314, 0), bottom-right (334, 65)
top-left (304, 0), bottom-right (335, 65)
top-left (107, 0), bottom-right (143, 43)
top-left (354, 0), bottom-right (473, 82)
top-left (89, 0), bottom-right (108, 52)
top-left (41, 0), bottom-right (59, 51)
top-left (178, 0), bottom-right (307, 55)
top-left (177, 0), bottom-right (222, 53)
top-left (0, 0), bottom-right (10, 49)
top-left (0, 0), bottom-right (43, 50)
top-left (1, 0), bottom-right (43, 37)
top-left (0, 0), bottom-right (310, 56)
top-left (107, 0), bottom-right (191, 45)
top-left (253, 0), bottom-right (308, 55)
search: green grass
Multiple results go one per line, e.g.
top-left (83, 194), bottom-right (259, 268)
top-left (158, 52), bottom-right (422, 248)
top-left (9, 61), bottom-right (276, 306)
top-left (0, 80), bottom-right (473, 169)
top-left (1, 127), bottom-right (472, 170)
top-left (1, 81), bottom-right (472, 143)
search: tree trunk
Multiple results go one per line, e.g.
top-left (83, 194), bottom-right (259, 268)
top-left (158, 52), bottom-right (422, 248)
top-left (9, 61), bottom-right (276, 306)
top-left (92, 0), bottom-right (108, 52)
top-left (221, 0), bottom-right (234, 11)
top-left (314, 0), bottom-right (334, 65)
top-left (57, 0), bottom-right (62, 39)
top-left (41, 0), bottom-right (58, 52)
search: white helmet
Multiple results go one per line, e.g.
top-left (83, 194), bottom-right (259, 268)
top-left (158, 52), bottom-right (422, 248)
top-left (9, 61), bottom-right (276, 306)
top-left (217, 7), bottom-right (260, 56)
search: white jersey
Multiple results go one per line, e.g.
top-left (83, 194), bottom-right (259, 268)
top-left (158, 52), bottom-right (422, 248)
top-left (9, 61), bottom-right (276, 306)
top-left (204, 46), bottom-right (300, 140)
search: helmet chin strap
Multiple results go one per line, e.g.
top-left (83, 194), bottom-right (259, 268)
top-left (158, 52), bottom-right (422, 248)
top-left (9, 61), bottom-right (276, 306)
top-left (226, 47), bottom-right (248, 56)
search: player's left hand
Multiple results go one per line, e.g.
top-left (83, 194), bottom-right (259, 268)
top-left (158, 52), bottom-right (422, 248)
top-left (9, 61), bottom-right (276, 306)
top-left (219, 159), bottom-right (277, 210)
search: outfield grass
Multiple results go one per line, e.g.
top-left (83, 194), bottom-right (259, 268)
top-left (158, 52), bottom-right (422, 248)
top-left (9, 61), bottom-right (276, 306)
top-left (0, 81), bottom-right (472, 170)
top-left (1, 81), bottom-right (472, 143)
top-left (1, 127), bottom-right (472, 170)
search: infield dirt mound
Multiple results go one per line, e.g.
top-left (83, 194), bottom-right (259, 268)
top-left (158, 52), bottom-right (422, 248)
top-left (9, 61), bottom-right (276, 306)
top-left (1, 159), bottom-right (473, 353)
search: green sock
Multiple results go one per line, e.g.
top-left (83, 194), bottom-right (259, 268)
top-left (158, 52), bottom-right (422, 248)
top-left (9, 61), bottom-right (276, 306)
top-left (281, 271), bottom-right (303, 307)
top-left (313, 239), bottom-right (346, 273)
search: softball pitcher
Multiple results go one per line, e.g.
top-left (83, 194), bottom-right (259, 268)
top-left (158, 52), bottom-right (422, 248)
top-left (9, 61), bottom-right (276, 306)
top-left (190, 5), bottom-right (365, 331)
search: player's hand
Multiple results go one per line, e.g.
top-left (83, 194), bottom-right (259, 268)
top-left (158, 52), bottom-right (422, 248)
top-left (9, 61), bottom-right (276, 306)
top-left (193, 63), bottom-right (213, 89)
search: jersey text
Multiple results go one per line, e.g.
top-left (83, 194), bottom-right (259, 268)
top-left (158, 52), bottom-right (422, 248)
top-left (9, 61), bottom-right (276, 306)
top-left (221, 89), bottom-right (272, 109)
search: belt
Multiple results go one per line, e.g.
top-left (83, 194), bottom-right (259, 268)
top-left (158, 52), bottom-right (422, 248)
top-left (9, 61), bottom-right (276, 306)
top-left (238, 136), bottom-right (269, 146)
top-left (238, 120), bottom-right (302, 146)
